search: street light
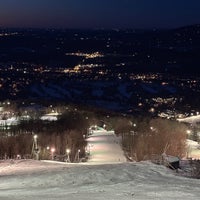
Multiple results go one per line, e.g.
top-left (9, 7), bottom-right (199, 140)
top-left (33, 134), bottom-right (37, 139)
top-left (77, 149), bottom-right (81, 162)
top-left (33, 134), bottom-right (38, 151)
top-left (51, 148), bottom-right (55, 160)
top-left (33, 134), bottom-right (39, 160)
top-left (66, 148), bottom-right (71, 162)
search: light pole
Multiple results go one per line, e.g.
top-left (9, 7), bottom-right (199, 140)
top-left (66, 148), bottom-right (71, 162)
top-left (33, 135), bottom-right (38, 148)
top-left (77, 149), bottom-right (80, 162)
top-left (33, 134), bottom-right (39, 160)
top-left (46, 146), bottom-right (50, 160)
top-left (51, 148), bottom-right (55, 160)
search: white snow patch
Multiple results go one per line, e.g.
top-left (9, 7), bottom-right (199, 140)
top-left (187, 139), bottom-right (200, 159)
top-left (177, 115), bottom-right (200, 124)
top-left (40, 112), bottom-right (61, 121)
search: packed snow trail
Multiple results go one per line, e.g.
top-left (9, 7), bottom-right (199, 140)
top-left (86, 129), bottom-right (127, 163)
top-left (0, 160), bottom-right (200, 200)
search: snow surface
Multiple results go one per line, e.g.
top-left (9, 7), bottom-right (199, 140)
top-left (86, 129), bottom-right (126, 163)
top-left (177, 114), bottom-right (200, 124)
top-left (0, 131), bottom-right (200, 200)
top-left (40, 112), bottom-right (60, 121)
top-left (187, 139), bottom-right (200, 159)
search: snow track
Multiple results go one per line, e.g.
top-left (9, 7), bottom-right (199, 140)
top-left (86, 130), bottom-right (126, 163)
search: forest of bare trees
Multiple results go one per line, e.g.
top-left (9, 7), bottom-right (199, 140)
top-left (111, 116), bottom-right (187, 161)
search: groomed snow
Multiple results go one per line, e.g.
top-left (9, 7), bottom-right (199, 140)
top-left (0, 131), bottom-right (200, 200)
top-left (1, 160), bottom-right (200, 200)
top-left (86, 130), bottom-right (126, 164)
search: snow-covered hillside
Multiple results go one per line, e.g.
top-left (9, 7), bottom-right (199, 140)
top-left (0, 130), bottom-right (200, 200)
top-left (29, 80), bottom-right (177, 112)
top-left (0, 160), bottom-right (200, 200)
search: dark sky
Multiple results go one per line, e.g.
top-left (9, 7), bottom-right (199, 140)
top-left (0, 0), bottom-right (200, 29)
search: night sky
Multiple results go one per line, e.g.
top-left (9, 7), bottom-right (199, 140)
top-left (0, 0), bottom-right (200, 29)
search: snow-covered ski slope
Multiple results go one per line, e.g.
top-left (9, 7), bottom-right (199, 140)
top-left (0, 130), bottom-right (200, 200)
top-left (86, 129), bottom-right (126, 163)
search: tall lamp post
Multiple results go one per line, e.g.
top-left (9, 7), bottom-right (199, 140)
top-left (33, 134), bottom-right (39, 160)
top-left (77, 149), bottom-right (80, 162)
top-left (66, 149), bottom-right (71, 162)
top-left (51, 148), bottom-right (55, 160)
